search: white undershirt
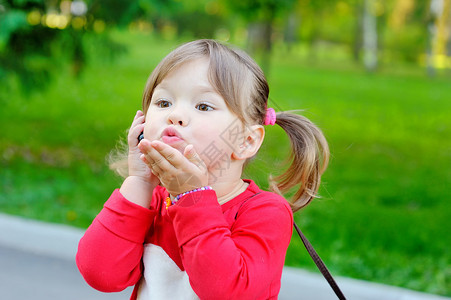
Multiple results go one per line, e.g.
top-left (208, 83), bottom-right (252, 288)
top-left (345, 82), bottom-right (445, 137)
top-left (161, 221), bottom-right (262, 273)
top-left (137, 244), bottom-right (199, 300)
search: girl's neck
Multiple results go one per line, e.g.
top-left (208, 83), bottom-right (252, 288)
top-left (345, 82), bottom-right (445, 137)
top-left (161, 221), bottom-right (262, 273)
top-left (212, 178), bottom-right (249, 205)
top-left (207, 157), bottom-right (248, 205)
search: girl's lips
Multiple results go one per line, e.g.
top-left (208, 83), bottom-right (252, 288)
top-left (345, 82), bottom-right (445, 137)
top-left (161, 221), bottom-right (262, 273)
top-left (160, 127), bottom-right (184, 146)
top-left (161, 135), bottom-right (183, 144)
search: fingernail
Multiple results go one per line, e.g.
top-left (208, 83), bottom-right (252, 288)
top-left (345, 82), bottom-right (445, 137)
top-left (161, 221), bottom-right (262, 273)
top-left (185, 145), bottom-right (195, 156)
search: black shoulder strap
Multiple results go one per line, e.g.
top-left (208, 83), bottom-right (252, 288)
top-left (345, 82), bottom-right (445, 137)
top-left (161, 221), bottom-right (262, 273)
top-left (294, 221), bottom-right (347, 300)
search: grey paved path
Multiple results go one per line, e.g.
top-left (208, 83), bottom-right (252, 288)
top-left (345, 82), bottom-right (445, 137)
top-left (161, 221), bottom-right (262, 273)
top-left (0, 212), bottom-right (449, 300)
top-left (0, 244), bottom-right (133, 299)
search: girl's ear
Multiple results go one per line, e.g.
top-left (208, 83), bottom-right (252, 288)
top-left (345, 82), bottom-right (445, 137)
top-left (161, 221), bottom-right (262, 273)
top-left (232, 125), bottom-right (265, 160)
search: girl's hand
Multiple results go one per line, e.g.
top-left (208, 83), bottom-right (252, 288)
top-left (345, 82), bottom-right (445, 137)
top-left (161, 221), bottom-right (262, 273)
top-left (138, 140), bottom-right (208, 197)
top-left (127, 111), bottom-right (159, 186)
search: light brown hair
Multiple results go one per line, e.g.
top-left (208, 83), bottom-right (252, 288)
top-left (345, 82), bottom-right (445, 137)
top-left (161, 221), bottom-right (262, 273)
top-left (111, 39), bottom-right (329, 212)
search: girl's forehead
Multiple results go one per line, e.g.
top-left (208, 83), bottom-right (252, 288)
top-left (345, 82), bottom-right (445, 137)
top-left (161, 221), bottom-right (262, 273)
top-left (171, 57), bottom-right (209, 75)
top-left (152, 59), bottom-right (225, 99)
top-left (184, 57), bottom-right (210, 73)
top-left (155, 58), bottom-right (212, 89)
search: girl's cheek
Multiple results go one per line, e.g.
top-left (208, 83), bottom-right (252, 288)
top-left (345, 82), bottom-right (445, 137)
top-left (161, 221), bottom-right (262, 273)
top-left (143, 122), bottom-right (157, 141)
top-left (198, 139), bottom-right (234, 170)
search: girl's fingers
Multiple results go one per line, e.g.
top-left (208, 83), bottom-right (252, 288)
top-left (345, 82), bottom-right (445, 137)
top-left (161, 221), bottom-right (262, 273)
top-left (140, 153), bottom-right (149, 165)
top-left (130, 111), bottom-right (145, 127)
top-left (129, 112), bottom-right (145, 133)
top-left (128, 124), bottom-right (145, 146)
top-left (128, 112), bottom-right (145, 145)
top-left (143, 144), bottom-right (176, 173)
top-left (150, 141), bottom-right (185, 167)
top-left (130, 116), bottom-right (145, 134)
top-left (130, 123), bottom-right (145, 140)
top-left (133, 115), bottom-right (145, 127)
top-left (139, 142), bottom-right (209, 195)
top-left (140, 154), bottom-right (160, 177)
top-left (184, 145), bottom-right (207, 172)
top-left (134, 110), bottom-right (144, 119)
top-left (141, 141), bottom-right (208, 193)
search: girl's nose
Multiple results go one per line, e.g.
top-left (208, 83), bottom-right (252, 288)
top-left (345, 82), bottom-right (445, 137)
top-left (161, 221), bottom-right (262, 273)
top-left (168, 107), bottom-right (189, 126)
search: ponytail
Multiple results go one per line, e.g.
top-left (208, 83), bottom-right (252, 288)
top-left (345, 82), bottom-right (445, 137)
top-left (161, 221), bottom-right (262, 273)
top-left (270, 111), bottom-right (329, 212)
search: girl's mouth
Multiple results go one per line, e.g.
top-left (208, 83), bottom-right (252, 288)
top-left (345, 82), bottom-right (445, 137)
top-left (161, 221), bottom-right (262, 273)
top-left (161, 136), bottom-right (183, 144)
top-left (161, 127), bottom-right (184, 145)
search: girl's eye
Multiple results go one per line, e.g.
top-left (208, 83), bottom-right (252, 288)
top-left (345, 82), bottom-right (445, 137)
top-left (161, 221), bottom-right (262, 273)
top-left (196, 103), bottom-right (213, 111)
top-left (155, 99), bottom-right (171, 108)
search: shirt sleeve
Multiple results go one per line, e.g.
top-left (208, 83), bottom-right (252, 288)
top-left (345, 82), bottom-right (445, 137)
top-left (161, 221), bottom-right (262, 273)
top-left (167, 190), bottom-right (293, 300)
top-left (76, 189), bottom-right (156, 292)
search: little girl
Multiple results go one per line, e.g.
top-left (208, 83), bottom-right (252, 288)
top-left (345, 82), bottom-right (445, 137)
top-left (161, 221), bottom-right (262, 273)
top-left (76, 39), bottom-right (329, 299)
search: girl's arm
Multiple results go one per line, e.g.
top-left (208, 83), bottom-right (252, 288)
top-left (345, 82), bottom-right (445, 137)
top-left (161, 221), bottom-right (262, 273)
top-left (76, 189), bottom-right (157, 292)
top-left (77, 111), bottom-right (160, 291)
top-left (167, 190), bottom-right (293, 299)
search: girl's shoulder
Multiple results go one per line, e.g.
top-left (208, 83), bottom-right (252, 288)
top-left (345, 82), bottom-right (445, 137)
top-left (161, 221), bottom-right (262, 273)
top-left (243, 189), bottom-right (292, 215)
top-left (247, 179), bottom-right (291, 205)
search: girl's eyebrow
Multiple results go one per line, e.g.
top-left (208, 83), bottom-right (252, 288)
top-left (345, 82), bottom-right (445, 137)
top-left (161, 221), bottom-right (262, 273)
top-left (153, 84), bottom-right (170, 92)
top-left (154, 83), bottom-right (215, 93)
top-left (195, 85), bottom-right (218, 94)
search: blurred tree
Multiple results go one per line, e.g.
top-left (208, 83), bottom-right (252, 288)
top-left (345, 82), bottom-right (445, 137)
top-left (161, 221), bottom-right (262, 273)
top-left (283, 10), bottom-right (299, 52)
top-left (118, 0), bottom-right (182, 33)
top-left (1, 0), bottom-right (60, 92)
top-left (426, 0), bottom-right (451, 76)
top-left (285, 0), bottom-right (448, 73)
top-left (293, 0), bottom-right (364, 62)
top-left (0, 0), bottom-right (126, 95)
top-left (295, 0), bottom-right (330, 62)
top-left (363, 0), bottom-right (378, 71)
top-left (120, 0), bottom-right (226, 39)
top-left (2, 0), bottom-right (449, 89)
top-left (448, 5), bottom-right (451, 70)
top-left (352, 0), bottom-right (364, 63)
top-left (380, 0), bottom-right (431, 67)
top-left (225, 0), bottom-right (297, 73)
top-left (172, 1), bottom-right (227, 39)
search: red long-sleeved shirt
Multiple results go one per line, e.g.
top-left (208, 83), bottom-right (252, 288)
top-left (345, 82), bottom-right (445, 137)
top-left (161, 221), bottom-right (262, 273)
top-left (76, 179), bottom-right (293, 299)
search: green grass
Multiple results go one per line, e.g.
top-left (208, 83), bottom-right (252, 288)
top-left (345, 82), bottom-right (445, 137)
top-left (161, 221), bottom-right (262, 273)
top-left (1, 31), bottom-right (450, 296)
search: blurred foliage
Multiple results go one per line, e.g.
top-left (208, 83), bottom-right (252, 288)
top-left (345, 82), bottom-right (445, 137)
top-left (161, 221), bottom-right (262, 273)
top-left (1, 0), bottom-right (450, 96)
top-left (226, 0), bottom-right (296, 72)
top-left (227, 0), bottom-right (295, 21)
top-left (0, 0), bottom-right (126, 94)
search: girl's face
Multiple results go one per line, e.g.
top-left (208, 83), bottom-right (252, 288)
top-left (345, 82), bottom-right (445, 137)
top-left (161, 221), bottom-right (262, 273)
top-left (143, 58), bottom-right (244, 171)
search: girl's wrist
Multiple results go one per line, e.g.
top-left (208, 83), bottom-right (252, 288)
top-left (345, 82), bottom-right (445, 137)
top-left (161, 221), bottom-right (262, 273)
top-left (175, 186), bottom-right (212, 201)
top-left (120, 176), bottom-right (158, 208)
top-left (167, 186), bottom-right (213, 209)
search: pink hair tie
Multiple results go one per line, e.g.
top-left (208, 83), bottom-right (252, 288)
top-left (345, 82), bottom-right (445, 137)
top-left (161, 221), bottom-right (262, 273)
top-left (264, 107), bottom-right (276, 126)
